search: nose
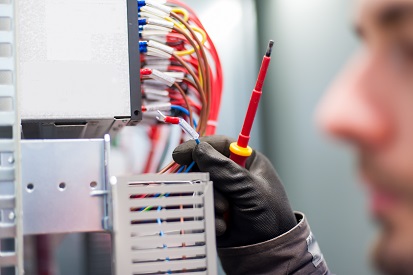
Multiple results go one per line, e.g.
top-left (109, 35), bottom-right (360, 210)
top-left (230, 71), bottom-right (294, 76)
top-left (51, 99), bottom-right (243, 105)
top-left (316, 51), bottom-right (392, 148)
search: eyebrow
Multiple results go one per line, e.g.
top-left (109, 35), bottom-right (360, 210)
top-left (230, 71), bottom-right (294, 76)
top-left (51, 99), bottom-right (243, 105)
top-left (377, 4), bottom-right (413, 28)
top-left (353, 3), bottom-right (413, 40)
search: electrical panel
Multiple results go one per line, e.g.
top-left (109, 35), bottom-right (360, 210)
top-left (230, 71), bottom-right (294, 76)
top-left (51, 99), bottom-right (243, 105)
top-left (1, 0), bottom-right (226, 273)
top-left (17, 0), bottom-right (142, 139)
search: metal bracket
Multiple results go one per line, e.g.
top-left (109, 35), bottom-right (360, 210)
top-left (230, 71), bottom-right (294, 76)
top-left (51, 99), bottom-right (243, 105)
top-left (89, 134), bottom-right (113, 231)
top-left (21, 138), bottom-right (108, 235)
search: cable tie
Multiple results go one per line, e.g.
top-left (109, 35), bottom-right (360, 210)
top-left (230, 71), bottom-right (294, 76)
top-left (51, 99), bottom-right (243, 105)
top-left (150, 69), bottom-right (176, 87)
top-left (147, 18), bottom-right (174, 29)
top-left (148, 40), bottom-right (174, 54)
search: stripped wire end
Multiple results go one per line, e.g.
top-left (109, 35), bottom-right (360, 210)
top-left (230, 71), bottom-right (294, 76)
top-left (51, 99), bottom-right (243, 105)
top-left (156, 111), bottom-right (200, 143)
top-left (265, 40), bottom-right (274, 57)
top-left (156, 110), bottom-right (179, 124)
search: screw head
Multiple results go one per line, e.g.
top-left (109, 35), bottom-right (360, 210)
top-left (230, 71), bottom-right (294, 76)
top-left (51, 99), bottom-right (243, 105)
top-left (8, 212), bottom-right (15, 220)
top-left (7, 156), bottom-right (14, 164)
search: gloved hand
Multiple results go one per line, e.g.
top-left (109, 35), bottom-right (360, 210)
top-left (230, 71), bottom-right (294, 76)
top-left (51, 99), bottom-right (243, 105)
top-left (173, 135), bottom-right (297, 248)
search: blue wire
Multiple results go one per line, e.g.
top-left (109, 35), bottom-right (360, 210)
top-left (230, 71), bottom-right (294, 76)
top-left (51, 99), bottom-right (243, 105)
top-left (157, 205), bottom-right (164, 237)
top-left (137, 0), bottom-right (146, 7)
top-left (184, 161), bottom-right (196, 173)
top-left (171, 105), bottom-right (198, 128)
top-left (177, 166), bottom-right (186, 173)
top-left (139, 193), bottom-right (161, 211)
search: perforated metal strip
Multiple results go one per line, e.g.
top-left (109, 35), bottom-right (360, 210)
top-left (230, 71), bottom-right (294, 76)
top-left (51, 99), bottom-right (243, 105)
top-left (0, 0), bottom-right (23, 273)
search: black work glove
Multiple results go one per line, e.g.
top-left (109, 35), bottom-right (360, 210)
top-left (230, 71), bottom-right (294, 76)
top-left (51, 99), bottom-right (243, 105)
top-left (173, 135), bottom-right (297, 248)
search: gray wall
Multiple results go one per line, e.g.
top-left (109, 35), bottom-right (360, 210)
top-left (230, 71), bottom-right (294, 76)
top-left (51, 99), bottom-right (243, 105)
top-left (184, 0), bottom-right (262, 150)
top-left (256, 1), bottom-right (375, 274)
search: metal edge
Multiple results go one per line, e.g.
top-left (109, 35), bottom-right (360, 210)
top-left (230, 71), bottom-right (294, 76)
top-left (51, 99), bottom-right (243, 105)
top-left (204, 181), bottom-right (217, 275)
top-left (126, 0), bottom-right (142, 125)
top-left (13, 0), bottom-right (24, 271)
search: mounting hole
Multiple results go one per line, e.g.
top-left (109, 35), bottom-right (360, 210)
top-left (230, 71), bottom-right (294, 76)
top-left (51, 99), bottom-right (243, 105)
top-left (58, 182), bottom-right (66, 191)
top-left (90, 181), bottom-right (97, 189)
top-left (27, 183), bottom-right (34, 192)
top-left (134, 110), bottom-right (140, 116)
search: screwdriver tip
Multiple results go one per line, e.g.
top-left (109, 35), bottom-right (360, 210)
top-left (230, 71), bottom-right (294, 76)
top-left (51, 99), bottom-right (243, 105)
top-left (266, 40), bottom-right (274, 57)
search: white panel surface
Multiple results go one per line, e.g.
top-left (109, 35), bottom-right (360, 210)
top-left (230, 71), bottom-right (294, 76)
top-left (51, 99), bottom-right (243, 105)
top-left (17, 0), bottom-right (131, 120)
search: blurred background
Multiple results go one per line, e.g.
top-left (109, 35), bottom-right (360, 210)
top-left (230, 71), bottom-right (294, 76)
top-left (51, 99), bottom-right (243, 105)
top-left (26, 0), bottom-right (375, 274)
top-left (193, 0), bottom-right (375, 274)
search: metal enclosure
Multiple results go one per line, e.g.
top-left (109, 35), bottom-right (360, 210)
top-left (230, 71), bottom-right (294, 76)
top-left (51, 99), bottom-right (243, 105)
top-left (17, 0), bottom-right (142, 139)
top-left (112, 174), bottom-right (217, 275)
top-left (2, 0), bottom-right (221, 273)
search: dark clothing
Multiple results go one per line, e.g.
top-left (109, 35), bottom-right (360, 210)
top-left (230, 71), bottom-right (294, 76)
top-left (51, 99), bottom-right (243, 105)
top-left (218, 212), bottom-right (331, 275)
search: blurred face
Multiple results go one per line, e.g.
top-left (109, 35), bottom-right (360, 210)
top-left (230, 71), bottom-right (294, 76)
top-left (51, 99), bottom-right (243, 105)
top-left (317, 0), bottom-right (413, 274)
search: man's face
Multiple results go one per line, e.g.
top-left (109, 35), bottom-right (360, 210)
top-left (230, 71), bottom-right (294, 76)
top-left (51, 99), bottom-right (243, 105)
top-left (317, 0), bottom-right (413, 273)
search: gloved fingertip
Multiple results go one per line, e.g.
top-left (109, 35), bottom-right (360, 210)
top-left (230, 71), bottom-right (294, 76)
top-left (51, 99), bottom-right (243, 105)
top-left (215, 217), bottom-right (227, 237)
top-left (172, 140), bottom-right (198, 165)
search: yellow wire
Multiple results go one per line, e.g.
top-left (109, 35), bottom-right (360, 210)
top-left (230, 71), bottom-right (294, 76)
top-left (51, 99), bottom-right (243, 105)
top-left (171, 8), bottom-right (189, 22)
top-left (164, 17), bottom-right (207, 52)
top-left (175, 26), bottom-right (207, 56)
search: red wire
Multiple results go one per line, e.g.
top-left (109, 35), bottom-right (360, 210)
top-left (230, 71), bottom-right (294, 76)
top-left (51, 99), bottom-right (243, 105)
top-left (143, 126), bottom-right (161, 173)
top-left (165, 1), bottom-right (224, 134)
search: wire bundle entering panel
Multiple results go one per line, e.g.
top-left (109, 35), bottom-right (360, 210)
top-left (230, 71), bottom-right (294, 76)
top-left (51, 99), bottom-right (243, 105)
top-left (138, 0), bottom-right (223, 174)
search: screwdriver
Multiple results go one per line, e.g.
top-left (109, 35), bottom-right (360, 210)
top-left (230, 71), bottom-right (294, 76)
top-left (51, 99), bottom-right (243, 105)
top-left (229, 40), bottom-right (274, 167)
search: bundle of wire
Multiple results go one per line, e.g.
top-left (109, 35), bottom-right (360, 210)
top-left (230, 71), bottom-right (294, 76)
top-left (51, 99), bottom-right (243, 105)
top-left (138, 0), bottom-right (223, 174)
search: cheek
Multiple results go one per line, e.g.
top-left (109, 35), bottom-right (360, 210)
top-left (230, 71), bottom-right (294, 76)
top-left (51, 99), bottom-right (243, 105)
top-left (386, 203), bottom-right (413, 251)
top-left (373, 80), bottom-right (413, 186)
